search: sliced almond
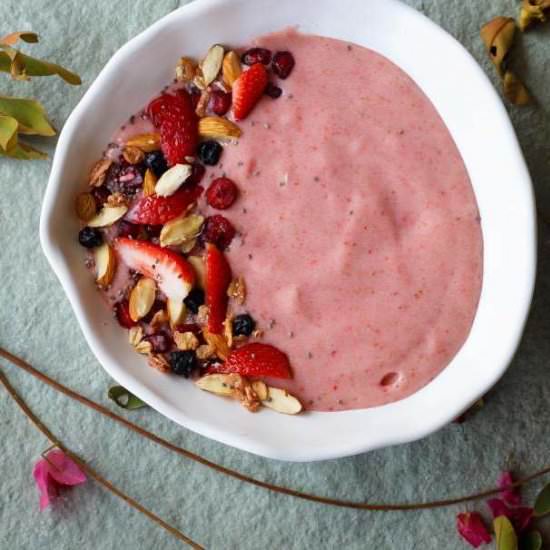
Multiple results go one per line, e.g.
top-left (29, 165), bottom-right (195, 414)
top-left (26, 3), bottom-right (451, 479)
top-left (128, 326), bottom-right (144, 347)
top-left (251, 380), bottom-right (268, 401)
top-left (174, 331), bottom-right (199, 351)
top-left (175, 57), bottom-right (196, 82)
top-left (203, 329), bottom-right (230, 360)
top-left (188, 256), bottom-right (205, 288)
top-left (167, 298), bottom-right (186, 326)
top-left (155, 164), bottom-right (192, 197)
top-left (150, 309), bottom-right (168, 330)
top-left (129, 277), bottom-right (157, 322)
top-left (89, 158), bottom-right (112, 188)
top-left (193, 70), bottom-right (207, 91)
top-left (122, 145), bottom-right (145, 164)
top-left (126, 133), bottom-right (161, 152)
top-left (201, 44), bottom-right (224, 86)
top-left (135, 340), bottom-right (153, 355)
top-left (222, 50), bottom-right (242, 88)
top-left (160, 214), bottom-right (204, 247)
top-left (195, 373), bottom-right (242, 396)
top-left (88, 205), bottom-right (128, 228)
top-left (143, 168), bottom-right (157, 197)
top-left (223, 316), bottom-right (233, 348)
top-left (106, 192), bottom-right (128, 207)
top-left (262, 387), bottom-right (303, 415)
top-left (75, 192), bottom-right (97, 221)
top-left (195, 89), bottom-right (210, 118)
top-left (196, 343), bottom-right (215, 360)
top-left (94, 243), bottom-right (116, 287)
top-left (181, 238), bottom-right (197, 254)
top-left (199, 116), bottom-right (241, 139)
top-left (227, 276), bottom-right (246, 305)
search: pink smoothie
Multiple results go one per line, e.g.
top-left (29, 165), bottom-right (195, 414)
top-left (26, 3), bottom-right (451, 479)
top-left (201, 29), bottom-right (482, 411)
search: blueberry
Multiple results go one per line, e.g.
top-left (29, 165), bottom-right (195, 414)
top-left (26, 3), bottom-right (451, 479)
top-left (144, 151), bottom-right (168, 178)
top-left (78, 227), bottom-right (103, 248)
top-left (232, 313), bottom-right (256, 337)
top-left (184, 288), bottom-right (205, 314)
top-left (198, 140), bottom-right (223, 166)
top-left (264, 83), bottom-right (282, 99)
top-left (169, 350), bottom-right (198, 377)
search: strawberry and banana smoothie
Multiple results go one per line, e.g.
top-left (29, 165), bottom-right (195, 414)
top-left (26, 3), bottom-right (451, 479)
top-left (77, 28), bottom-right (482, 414)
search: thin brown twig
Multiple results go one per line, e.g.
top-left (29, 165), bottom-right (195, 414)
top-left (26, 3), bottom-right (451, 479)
top-left (0, 368), bottom-right (203, 549)
top-left (1, 346), bottom-right (549, 511)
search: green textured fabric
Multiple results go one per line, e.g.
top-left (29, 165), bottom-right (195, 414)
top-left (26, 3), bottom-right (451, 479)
top-left (1, 1), bottom-right (550, 548)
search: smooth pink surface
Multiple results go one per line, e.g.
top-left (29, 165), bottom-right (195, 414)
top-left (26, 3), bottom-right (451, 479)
top-left (209, 29), bottom-right (482, 410)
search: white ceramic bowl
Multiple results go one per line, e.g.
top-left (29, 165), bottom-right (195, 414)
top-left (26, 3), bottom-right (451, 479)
top-left (40, 0), bottom-right (536, 461)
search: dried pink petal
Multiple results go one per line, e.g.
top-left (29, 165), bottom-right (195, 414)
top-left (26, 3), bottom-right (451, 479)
top-left (456, 512), bottom-right (492, 547)
top-left (498, 470), bottom-right (521, 506)
top-left (487, 498), bottom-right (533, 533)
top-left (32, 450), bottom-right (86, 510)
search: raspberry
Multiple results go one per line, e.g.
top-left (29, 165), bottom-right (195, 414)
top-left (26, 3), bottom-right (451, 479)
top-left (272, 51), bottom-right (295, 79)
top-left (202, 215), bottom-right (236, 250)
top-left (206, 177), bottom-right (238, 210)
top-left (209, 91), bottom-right (232, 116)
top-left (241, 47), bottom-right (272, 65)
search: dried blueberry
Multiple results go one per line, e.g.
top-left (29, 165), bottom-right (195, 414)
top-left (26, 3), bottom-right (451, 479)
top-left (264, 83), bottom-right (282, 99)
top-left (197, 140), bottom-right (223, 166)
top-left (184, 288), bottom-right (205, 314)
top-left (232, 313), bottom-right (256, 337)
top-left (78, 227), bottom-right (103, 248)
top-left (144, 151), bottom-right (168, 178)
top-left (272, 51), bottom-right (295, 79)
top-left (169, 350), bottom-right (199, 377)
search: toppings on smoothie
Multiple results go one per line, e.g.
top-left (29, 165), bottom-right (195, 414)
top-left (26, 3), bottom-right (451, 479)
top-left (197, 140), bottom-right (223, 166)
top-left (184, 287), bottom-right (205, 314)
top-left (241, 47), bottom-right (272, 66)
top-left (88, 158), bottom-right (113, 188)
top-left (94, 243), bottom-right (116, 287)
top-left (87, 204), bottom-right (128, 228)
top-left (75, 192), bottom-right (97, 222)
top-left (142, 168), bottom-right (157, 196)
top-left (205, 243), bottom-right (232, 334)
top-left (147, 91), bottom-right (198, 165)
top-left (125, 185), bottom-right (203, 225)
top-left (232, 63), bottom-right (268, 120)
top-left (198, 116), bottom-right (241, 139)
top-left (215, 343), bottom-right (292, 379)
top-left (227, 276), bottom-right (246, 305)
top-left (159, 213), bottom-right (204, 248)
top-left (200, 44), bottom-right (225, 86)
top-left (264, 82), bottom-right (282, 99)
top-left (167, 297), bottom-right (186, 326)
top-left (272, 51), bottom-right (295, 79)
top-left (144, 150), bottom-right (168, 177)
top-left (209, 90), bottom-right (232, 116)
top-left (154, 163), bottom-right (193, 197)
top-left (206, 177), bottom-right (238, 209)
top-left (122, 145), bottom-right (145, 165)
top-left (145, 333), bottom-right (173, 354)
top-left (175, 57), bottom-right (196, 82)
top-left (169, 350), bottom-right (199, 377)
top-left (115, 300), bottom-right (137, 328)
top-left (232, 313), bottom-right (256, 337)
top-left (201, 214), bottom-right (236, 250)
top-left (128, 277), bottom-right (157, 322)
top-left (125, 132), bottom-right (161, 153)
top-left (222, 50), bottom-right (242, 88)
top-left (78, 226), bottom-right (103, 248)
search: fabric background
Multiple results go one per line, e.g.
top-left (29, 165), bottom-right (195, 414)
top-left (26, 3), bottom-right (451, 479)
top-left (1, 0), bottom-right (549, 548)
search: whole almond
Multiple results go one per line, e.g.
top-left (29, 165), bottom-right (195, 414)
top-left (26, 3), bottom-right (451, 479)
top-left (94, 243), bottom-right (116, 287)
top-left (75, 192), bottom-right (97, 221)
top-left (222, 51), bottom-right (242, 88)
top-left (125, 133), bottom-right (161, 152)
top-left (129, 277), bottom-right (157, 322)
top-left (198, 116), bottom-right (241, 139)
top-left (143, 168), bottom-right (157, 197)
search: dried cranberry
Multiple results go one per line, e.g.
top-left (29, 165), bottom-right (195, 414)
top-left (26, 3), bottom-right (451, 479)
top-left (185, 163), bottom-right (205, 186)
top-left (241, 47), bottom-right (272, 66)
top-left (174, 323), bottom-right (202, 334)
top-left (91, 185), bottom-right (111, 207)
top-left (114, 300), bottom-right (137, 328)
top-left (209, 91), bottom-right (232, 116)
top-left (117, 220), bottom-right (141, 238)
top-left (272, 51), bottom-right (295, 79)
top-left (145, 333), bottom-right (172, 353)
top-left (264, 83), bottom-right (282, 99)
top-left (142, 299), bottom-right (166, 323)
top-left (206, 177), bottom-right (238, 210)
top-left (201, 215), bottom-right (236, 250)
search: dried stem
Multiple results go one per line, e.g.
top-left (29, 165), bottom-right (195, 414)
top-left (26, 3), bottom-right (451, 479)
top-left (0, 367), bottom-right (202, 549)
top-left (1, 346), bottom-right (549, 511)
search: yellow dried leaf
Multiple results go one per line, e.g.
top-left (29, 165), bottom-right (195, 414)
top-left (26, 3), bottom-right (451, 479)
top-left (480, 16), bottom-right (516, 76)
top-left (503, 70), bottom-right (532, 105)
top-left (519, 0), bottom-right (550, 31)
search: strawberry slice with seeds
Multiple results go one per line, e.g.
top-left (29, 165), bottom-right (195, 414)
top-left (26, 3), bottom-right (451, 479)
top-left (232, 63), bottom-right (268, 120)
top-left (205, 243), bottom-right (232, 334)
top-left (115, 237), bottom-right (195, 303)
top-left (125, 185), bottom-right (203, 225)
top-left (216, 343), bottom-right (292, 379)
top-left (147, 91), bottom-right (198, 165)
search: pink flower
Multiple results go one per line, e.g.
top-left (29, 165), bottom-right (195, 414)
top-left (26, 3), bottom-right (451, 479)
top-left (486, 498), bottom-right (533, 533)
top-left (32, 449), bottom-right (86, 510)
top-left (497, 471), bottom-right (521, 506)
top-left (456, 512), bottom-right (492, 547)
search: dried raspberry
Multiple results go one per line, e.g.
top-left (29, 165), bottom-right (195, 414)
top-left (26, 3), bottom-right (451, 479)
top-left (264, 83), bottom-right (282, 99)
top-left (209, 91), bottom-right (232, 116)
top-left (206, 177), bottom-right (238, 210)
top-left (241, 47), bottom-right (272, 66)
top-left (202, 215), bottom-right (236, 250)
top-left (186, 163), bottom-right (205, 186)
top-left (272, 51), bottom-right (295, 79)
top-left (117, 220), bottom-right (141, 239)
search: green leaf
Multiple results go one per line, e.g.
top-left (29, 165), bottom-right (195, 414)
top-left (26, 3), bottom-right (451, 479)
top-left (0, 140), bottom-right (47, 160)
top-left (108, 386), bottom-right (147, 410)
top-left (0, 96), bottom-right (55, 136)
top-left (0, 48), bottom-right (81, 85)
top-left (519, 531), bottom-right (542, 550)
top-left (0, 32), bottom-right (39, 46)
top-left (494, 516), bottom-right (518, 550)
top-left (0, 115), bottom-right (18, 150)
top-left (534, 483), bottom-right (550, 516)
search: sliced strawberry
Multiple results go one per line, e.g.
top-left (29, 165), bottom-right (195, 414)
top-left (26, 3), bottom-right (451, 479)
top-left (215, 343), bottom-right (292, 379)
top-left (115, 237), bottom-right (195, 303)
top-left (125, 186), bottom-right (203, 225)
top-left (147, 91), bottom-right (198, 166)
top-left (205, 243), bottom-right (232, 334)
top-left (232, 63), bottom-right (268, 120)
